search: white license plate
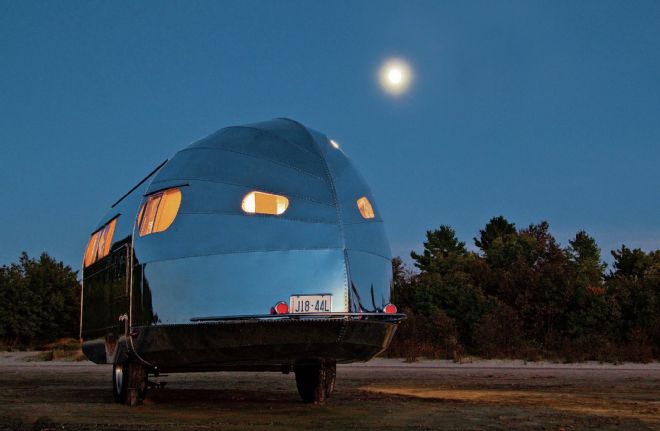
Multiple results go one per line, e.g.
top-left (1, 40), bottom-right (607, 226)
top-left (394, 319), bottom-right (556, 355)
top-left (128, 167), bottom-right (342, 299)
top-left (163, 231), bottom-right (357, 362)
top-left (289, 294), bottom-right (332, 313)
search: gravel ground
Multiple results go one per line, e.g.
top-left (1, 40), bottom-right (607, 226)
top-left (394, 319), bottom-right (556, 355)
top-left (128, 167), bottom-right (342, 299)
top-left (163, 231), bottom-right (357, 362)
top-left (0, 353), bottom-right (658, 430)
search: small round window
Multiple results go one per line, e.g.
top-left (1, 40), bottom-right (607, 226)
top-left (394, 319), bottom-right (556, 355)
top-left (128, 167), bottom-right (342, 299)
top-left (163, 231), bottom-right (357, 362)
top-left (356, 196), bottom-right (375, 219)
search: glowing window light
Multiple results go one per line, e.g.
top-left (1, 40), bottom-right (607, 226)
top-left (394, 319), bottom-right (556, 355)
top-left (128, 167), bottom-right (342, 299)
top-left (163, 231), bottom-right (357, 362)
top-left (356, 196), bottom-right (375, 219)
top-left (83, 217), bottom-right (118, 267)
top-left (96, 218), bottom-right (116, 260)
top-left (83, 231), bottom-right (100, 268)
top-left (241, 191), bottom-right (289, 215)
top-left (138, 188), bottom-right (182, 237)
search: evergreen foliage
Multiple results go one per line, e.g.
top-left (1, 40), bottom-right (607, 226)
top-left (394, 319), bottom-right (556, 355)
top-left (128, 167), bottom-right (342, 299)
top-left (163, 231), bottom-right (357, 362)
top-left (0, 252), bottom-right (79, 347)
top-left (389, 216), bottom-right (660, 362)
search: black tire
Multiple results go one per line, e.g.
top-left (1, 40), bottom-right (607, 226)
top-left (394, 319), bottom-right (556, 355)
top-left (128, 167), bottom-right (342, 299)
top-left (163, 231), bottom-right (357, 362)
top-left (112, 361), bottom-right (128, 404)
top-left (112, 360), bottom-right (146, 406)
top-left (294, 361), bottom-right (336, 404)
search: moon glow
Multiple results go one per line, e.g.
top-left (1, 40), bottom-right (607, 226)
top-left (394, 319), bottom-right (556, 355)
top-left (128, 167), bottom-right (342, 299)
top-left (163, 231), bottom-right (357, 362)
top-left (379, 58), bottom-right (412, 95)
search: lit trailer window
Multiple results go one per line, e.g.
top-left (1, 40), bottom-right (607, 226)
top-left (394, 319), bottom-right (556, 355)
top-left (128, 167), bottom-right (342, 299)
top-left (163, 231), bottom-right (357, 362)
top-left (137, 187), bottom-right (182, 236)
top-left (83, 217), bottom-right (117, 267)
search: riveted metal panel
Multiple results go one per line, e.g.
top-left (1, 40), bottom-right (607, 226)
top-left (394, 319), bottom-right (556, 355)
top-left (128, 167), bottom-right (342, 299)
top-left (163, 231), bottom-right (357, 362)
top-left (345, 249), bottom-right (392, 312)
top-left (148, 147), bottom-right (334, 205)
top-left (134, 212), bottom-right (344, 264)
top-left (141, 249), bottom-right (349, 324)
top-left (189, 126), bottom-right (328, 178)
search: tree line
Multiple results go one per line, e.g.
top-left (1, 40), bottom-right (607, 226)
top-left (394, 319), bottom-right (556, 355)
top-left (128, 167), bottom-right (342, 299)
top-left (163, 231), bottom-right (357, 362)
top-left (388, 216), bottom-right (660, 362)
top-left (1, 218), bottom-right (659, 362)
top-left (0, 253), bottom-right (79, 347)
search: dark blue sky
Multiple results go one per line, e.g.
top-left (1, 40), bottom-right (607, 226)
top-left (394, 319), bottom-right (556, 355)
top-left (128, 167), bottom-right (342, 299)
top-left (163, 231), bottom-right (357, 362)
top-left (1, 0), bottom-right (659, 270)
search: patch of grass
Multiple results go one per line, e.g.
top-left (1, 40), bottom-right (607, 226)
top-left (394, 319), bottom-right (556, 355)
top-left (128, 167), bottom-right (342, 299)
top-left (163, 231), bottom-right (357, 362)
top-left (25, 351), bottom-right (53, 362)
top-left (38, 338), bottom-right (80, 352)
top-left (23, 338), bottom-right (85, 362)
top-left (26, 349), bottom-right (86, 362)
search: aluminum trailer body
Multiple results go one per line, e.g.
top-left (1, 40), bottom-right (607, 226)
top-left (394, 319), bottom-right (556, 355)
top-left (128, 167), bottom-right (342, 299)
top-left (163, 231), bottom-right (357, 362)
top-left (80, 118), bottom-right (402, 404)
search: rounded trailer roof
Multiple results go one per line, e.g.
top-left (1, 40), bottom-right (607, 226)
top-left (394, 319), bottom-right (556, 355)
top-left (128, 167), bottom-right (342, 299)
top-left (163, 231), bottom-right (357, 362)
top-left (136, 118), bottom-right (390, 266)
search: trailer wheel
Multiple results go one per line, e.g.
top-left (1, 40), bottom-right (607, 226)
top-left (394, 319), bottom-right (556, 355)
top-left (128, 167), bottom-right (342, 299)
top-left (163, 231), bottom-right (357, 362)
top-left (112, 360), bottom-right (146, 406)
top-left (294, 361), bottom-right (336, 404)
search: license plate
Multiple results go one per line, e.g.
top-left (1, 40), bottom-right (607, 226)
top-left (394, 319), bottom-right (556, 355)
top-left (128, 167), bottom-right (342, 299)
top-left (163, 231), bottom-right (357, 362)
top-left (289, 294), bottom-right (332, 313)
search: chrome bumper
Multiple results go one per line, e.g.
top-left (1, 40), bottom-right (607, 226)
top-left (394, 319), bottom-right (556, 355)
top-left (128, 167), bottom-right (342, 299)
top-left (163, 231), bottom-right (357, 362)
top-left (129, 313), bottom-right (404, 372)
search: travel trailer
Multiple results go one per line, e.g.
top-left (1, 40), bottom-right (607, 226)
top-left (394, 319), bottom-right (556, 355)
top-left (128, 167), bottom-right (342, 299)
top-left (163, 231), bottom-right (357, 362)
top-left (80, 118), bottom-right (403, 405)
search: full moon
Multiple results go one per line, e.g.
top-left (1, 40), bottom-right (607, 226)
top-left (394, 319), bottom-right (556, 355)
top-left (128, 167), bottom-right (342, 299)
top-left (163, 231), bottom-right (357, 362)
top-left (379, 58), bottom-right (412, 95)
top-left (388, 68), bottom-right (402, 84)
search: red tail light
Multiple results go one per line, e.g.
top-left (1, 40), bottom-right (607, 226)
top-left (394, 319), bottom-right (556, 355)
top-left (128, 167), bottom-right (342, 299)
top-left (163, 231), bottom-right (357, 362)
top-left (273, 301), bottom-right (289, 314)
top-left (383, 303), bottom-right (397, 314)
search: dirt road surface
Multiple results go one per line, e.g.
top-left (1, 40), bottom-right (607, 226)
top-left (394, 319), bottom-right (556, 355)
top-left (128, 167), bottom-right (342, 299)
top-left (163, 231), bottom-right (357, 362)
top-left (1, 353), bottom-right (658, 430)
